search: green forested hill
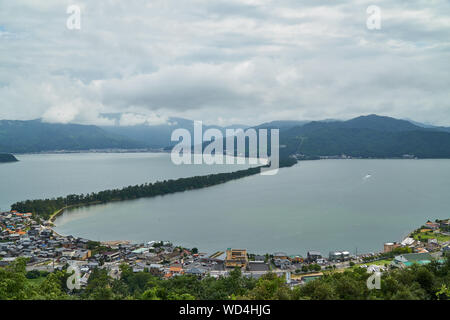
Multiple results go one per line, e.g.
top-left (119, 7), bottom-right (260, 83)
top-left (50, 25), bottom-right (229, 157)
top-left (1, 115), bottom-right (450, 158)
top-left (0, 120), bottom-right (146, 153)
top-left (0, 153), bottom-right (18, 163)
top-left (280, 115), bottom-right (450, 158)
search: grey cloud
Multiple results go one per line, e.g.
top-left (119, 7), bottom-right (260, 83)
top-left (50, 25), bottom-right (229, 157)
top-left (0, 0), bottom-right (449, 126)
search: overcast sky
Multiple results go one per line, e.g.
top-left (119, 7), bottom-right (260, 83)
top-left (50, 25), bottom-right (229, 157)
top-left (1, 0), bottom-right (449, 126)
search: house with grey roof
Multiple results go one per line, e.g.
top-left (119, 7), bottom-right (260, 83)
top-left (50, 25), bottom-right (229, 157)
top-left (307, 251), bottom-right (322, 262)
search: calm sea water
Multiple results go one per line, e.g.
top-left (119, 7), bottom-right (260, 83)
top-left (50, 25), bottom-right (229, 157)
top-left (51, 158), bottom-right (450, 256)
top-left (0, 152), bottom-right (252, 211)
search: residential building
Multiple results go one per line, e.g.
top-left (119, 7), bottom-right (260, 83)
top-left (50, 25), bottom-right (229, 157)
top-left (426, 239), bottom-right (440, 252)
top-left (384, 242), bottom-right (400, 253)
top-left (341, 251), bottom-right (350, 261)
top-left (425, 221), bottom-right (440, 230)
top-left (439, 220), bottom-right (450, 230)
top-left (248, 261), bottom-right (270, 272)
top-left (307, 251), bottom-right (322, 262)
top-left (225, 248), bottom-right (248, 269)
top-left (329, 251), bottom-right (342, 261)
top-left (401, 237), bottom-right (415, 247)
top-left (103, 251), bottom-right (120, 261)
top-left (254, 255), bottom-right (266, 262)
top-left (273, 252), bottom-right (288, 260)
top-left (289, 255), bottom-right (303, 263)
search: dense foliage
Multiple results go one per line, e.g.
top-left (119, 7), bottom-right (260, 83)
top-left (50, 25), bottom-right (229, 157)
top-left (1, 258), bottom-right (449, 300)
top-left (0, 258), bottom-right (71, 300)
top-left (280, 115), bottom-right (450, 158)
top-left (11, 166), bottom-right (265, 219)
top-left (0, 119), bottom-right (144, 153)
top-left (4, 115), bottom-right (450, 157)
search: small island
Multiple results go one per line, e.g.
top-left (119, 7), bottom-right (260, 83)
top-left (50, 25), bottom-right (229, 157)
top-left (0, 153), bottom-right (19, 163)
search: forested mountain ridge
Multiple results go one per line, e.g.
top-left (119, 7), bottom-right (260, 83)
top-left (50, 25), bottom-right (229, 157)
top-left (280, 115), bottom-right (450, 158)
top-left (0, 153), bottom-right (18, 163)
top-left (0, 120), bottom-right (146, 153)
top-left (1, 115), bottom-right (450, 158)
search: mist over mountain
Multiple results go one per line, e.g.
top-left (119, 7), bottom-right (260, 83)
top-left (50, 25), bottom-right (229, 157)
top-left (253, 120), bottom-right (311, 131)
top-left (406, 119), bottom-right (450, 133)
top-left (100, 115), bottom-right (249, 148)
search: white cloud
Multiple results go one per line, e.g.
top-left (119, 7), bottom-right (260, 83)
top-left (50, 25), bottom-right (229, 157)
top-left (118, 112), bottom-right (168, 126)
top-left (0, 0), bottom-right (449, 126)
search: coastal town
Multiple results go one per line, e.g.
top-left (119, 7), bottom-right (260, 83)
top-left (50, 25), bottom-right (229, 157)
top-left (1, 210), bottom-right (449, 290)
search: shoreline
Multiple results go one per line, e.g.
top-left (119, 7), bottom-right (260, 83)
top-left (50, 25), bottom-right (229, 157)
top-left (10, 153), bottom-right (450, 258)
top-left (11, 149), bottom-right (168, 156)
top-left (49, 220), bottom-right (424, 258)
top-left (41, 190), bottom-right (449, 257)
top-left (50, 205), bottom-right (422, 257)
top-left (9, 148), bottom-right (450, 160)
top-left (47, 201), bottom-right (108, 224)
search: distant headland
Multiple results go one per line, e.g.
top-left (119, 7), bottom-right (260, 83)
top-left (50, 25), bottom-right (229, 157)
top-left (0, 153), bottom-right (19, 163)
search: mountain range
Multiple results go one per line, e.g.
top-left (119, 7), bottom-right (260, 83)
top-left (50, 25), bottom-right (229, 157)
top-left (0, 120), bottom-right (145, 153)
top-left (280, 115), bottom-right (450, 158)
top-left (100, 115), bottom-right (248, 149)
top-left (1, 115), bottom-right (450, 159)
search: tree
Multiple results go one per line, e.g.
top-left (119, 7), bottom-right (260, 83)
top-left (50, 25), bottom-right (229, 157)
top-left (244, 273), bottom-right (290, 300)
top-left (38, 271), bottom-right (69, 300)
top-left (436, 284), bottom-right (450, 300)
top-left (308, 264), bottom-right (321, 272)
top-left (83, 268), bottom-right (116, 299)
top-left (294, 279), bottom-right (337, 300)
top-left (142, 287), bottom-right (160, 300)
top-left (0, 258), bottom-right (35, 300)
top-left (168, 292), bottom-right (196, 300)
